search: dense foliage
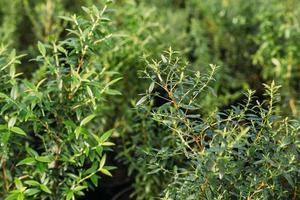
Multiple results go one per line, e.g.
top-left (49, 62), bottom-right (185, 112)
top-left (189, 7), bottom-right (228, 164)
top-left (126, 50), bottom-right (299, 199)
top-left (0, 0), bottom-right (299, 199)
top-left (0, 3), bottom-right (117, 200)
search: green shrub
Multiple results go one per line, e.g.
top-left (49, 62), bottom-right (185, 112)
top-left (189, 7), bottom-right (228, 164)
top-left (0, 4), bottom-right (119, 199)
top-left (124, 50), bottom-right (300, 199)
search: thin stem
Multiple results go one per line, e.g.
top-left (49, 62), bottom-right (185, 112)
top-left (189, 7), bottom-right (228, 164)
top-left (1, 160), bottom-right (9, 192)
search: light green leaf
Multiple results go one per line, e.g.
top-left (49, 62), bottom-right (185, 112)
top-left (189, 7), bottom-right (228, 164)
top-left (0, 92), bottom-right (10, 99)
top-left (73, 185), bottom-right (87, 192)
top-left (14, 178), bottom-right (23, 190)
top-left (66, 190), bottom-right (73, 200)
top-left (99, 129), bottom-right (113, 143)
top-left (81, 6), bottom-right (90, 14)
top-left (80, 114), bottom-right (96, 126)
top-left (100, 168), bottom-right (112, 177)
top-left (136, 96), bottom-right (147, 106)
top-left (17, 193), bottom-right (24, 200)
top-left (36, 156), bottom-right (52, 163)
top-left (86, 86), bottom-right (93, 98)
top-left (5, 193), bottom-right (18, 200)
top-left (75, 127), bottom-right (82, 140)
top-left (8, 117), bottom-right (17, 128)
top-left (106, 77), bottom-right (123, 87)
top-left (161, 54), bottom-right (167, 63)
top-left (17, 157), bottom-right (35, 166)
top-left (11, 127), bottom-right (27, 136)
top-left (38, 41), bottom-right (46, 56)
top-left (99, 154), bottom-right (106, 170)
top-left (92, 5), bottom-right (99, 16)
top-left (24, 180), bottom-right (40, 186)
top-left (40, 184), bottom-right (51, 194)
top-left (10, 86), bottom-right (18, 100)
top-left (102, 142), bottom-right (115, 146)
top-left (25, 188), bottom-right (40, 196)
top-left (148, 82), bottom-right (155, 93)
top-left (59, 16), bottom-right (73, 22)
top-left (104, 89), bottom-right (122, 96)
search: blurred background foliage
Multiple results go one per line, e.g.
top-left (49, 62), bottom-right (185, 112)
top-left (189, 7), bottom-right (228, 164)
top-left (0, 0), bottom-right (299, 199)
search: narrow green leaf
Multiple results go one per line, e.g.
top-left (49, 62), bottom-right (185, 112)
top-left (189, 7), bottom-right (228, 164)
top-left (92, 5), bottom-right (99, 16)
top-left (17, 157), bottom-right (35, 166)
top-left (8, 117), bottom-right (17, 128)
top-left (25, 188), bottom-right (40, 196)
top-left (85, 162), bottom-right (98, 175)
top-left (81, 6), bottom-right (90, 14)
top-left (106, 77), bottom-right (123, 87)
top-left (36, 156), bottom-right (52, 163)
top-left (86, 86), bottom-right (93, 98)
top-left (24, 180), bottom-right (40, 186)
top-left (0, 92), bottom-right (10, 99)
top-left (17, 193), bottom-right (24, 200)
top-left (161, 54), bottom-right (167, 63)
top-left (104, 89), bottom-right (122, 96)
top-left (11, 127), bottom-right (27, 136)
top-left (5, 193), bottom-right (19, 200)
top-left (10, 85), bottom-right (18, 100)
top-left (284, 173), bottom-right (294, 186)
top-left (100, 168), bottom-right (112, 177)
top-left (99, 154), bottom-right (106, 170)
top-left (66, 190), bottom-right (73, 200)
top-left (80, 114), bottom-right (96, 126)
top-left (148, 82), bottom-right (155, 93)
top-left (59, 16), bottom-right (73, 22)
top-left (95, 146), bottom-right (103, 156)
top-left (75, 127), bottom-right (81, 140)
top-left (73, 185), bottom-right (87, 192)
top-left (102, 142), bottom-right (115, 146)
top-left (99, 129), bottom-right (113, 143)
top-left (136, 96), bottom-right (147, 106)
top-left (40, 184), bottom-right (51, 194)
top-left (38, 41), bottom-right (46, 56)
top-left (90, 175), bottom-right (99, 187)
top-left (14, 178), bottom-right (23, 190)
